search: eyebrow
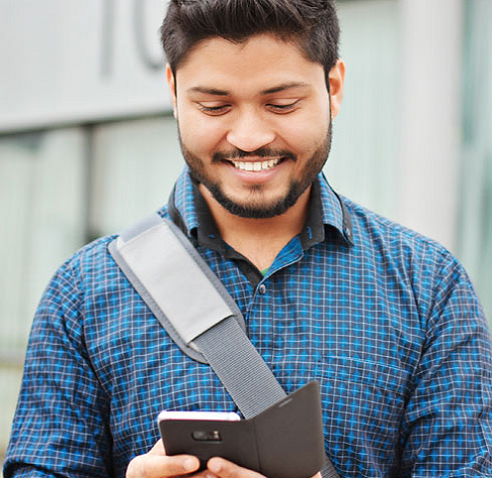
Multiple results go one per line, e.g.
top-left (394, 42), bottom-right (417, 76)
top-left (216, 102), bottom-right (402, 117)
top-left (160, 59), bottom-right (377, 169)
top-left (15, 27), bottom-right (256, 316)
top-left (187, 82), bottom-right (311, 97)
top-left (187, 87), bottom-right (229, 96)
top-left (260, 82), bottom-right (311, 95)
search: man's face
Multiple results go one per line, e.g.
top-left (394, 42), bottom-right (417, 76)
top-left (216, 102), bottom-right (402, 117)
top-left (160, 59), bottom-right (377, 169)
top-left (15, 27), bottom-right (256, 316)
top-left (167, 34), bottom-right (344, 218)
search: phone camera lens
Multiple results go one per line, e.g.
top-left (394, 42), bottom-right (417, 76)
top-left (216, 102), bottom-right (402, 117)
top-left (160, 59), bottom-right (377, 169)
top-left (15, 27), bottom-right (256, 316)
top-left (192, 430), bottom-right (222, 442)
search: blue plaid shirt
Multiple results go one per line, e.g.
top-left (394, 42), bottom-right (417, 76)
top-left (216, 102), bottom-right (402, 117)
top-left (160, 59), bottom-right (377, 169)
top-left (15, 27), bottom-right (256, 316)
top-left (4, 169), bottom-right (492, 478)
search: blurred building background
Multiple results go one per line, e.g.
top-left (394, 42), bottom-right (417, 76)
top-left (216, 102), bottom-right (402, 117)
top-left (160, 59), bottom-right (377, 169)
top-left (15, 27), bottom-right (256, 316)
top-left (1, 0), bottom-right (491, 468)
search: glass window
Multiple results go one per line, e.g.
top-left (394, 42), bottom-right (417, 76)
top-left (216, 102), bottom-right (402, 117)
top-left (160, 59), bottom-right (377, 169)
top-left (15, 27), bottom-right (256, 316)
top-left (457, 0), bottom-right (492, 321)
top-left (0, 128), bottom-right (88, 454)
top-left (90, 116), bottom-right (182, 237)
top-left (326, 0), bottom-right (400, 220)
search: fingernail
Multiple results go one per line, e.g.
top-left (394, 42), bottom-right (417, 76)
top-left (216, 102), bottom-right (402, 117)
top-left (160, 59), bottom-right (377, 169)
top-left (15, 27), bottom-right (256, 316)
top-left (184, 458), bottom-right (197, 471)
top-left (208, 460), bottom-right (221, 474)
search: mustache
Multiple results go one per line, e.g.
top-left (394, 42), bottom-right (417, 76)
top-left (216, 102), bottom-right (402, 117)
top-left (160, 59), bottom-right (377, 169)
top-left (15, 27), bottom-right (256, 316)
top-left (212, 148), bottom-right (296, 162)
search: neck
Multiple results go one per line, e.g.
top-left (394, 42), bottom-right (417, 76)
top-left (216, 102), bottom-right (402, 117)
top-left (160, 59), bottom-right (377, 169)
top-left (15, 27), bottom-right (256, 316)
top-left (199, 185), bottom-right (312, 270)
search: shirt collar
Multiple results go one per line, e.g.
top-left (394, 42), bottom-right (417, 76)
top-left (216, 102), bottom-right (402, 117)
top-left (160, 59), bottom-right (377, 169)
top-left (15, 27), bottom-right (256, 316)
top-left (318, 172), bottom-right (354, 246)
top-left (167, 167), bottom-right (353, 249)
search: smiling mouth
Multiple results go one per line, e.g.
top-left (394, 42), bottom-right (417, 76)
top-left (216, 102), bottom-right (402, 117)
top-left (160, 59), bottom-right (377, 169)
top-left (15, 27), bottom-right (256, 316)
top-left (230, 158), bottom-right (282, 172)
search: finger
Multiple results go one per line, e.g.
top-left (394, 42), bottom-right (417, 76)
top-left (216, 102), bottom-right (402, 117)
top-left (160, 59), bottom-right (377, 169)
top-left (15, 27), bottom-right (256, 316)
top-left (194, 471), bottom-right (219, 478)
top-left (148, 439), bottom-right (166, 455)
top-left (207, 457), bottom-right (265, 478)
top-left (127, 452), bottom-right (200, 478)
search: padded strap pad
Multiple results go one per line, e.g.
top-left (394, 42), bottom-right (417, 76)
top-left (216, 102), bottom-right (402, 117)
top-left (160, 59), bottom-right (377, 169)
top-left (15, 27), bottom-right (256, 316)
top-left (108, 213), bottom-right (246, 364)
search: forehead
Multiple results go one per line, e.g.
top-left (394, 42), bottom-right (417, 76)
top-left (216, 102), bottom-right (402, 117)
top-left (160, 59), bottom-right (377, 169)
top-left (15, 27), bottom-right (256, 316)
top-left (174, 34), bottom-right (325, 93)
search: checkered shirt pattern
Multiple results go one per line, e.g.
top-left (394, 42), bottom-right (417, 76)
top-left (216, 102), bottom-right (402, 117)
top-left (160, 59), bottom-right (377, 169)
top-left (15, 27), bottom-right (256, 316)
top-left (4, 169), bottom-right (492, 478)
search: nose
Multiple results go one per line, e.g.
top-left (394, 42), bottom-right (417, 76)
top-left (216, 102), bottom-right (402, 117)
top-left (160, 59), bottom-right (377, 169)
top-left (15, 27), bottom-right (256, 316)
top-left (226, 109), bottom-right (275, 152)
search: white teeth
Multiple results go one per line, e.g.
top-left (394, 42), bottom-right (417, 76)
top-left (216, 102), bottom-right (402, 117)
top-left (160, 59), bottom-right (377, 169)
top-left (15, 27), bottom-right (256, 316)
top-left (232, 158), bottom-right (281, 172)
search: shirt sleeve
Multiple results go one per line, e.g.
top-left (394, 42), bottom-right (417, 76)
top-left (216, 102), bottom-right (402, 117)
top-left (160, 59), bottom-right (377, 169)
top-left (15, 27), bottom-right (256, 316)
top-left (3, 257), bottom-right (113, 478)
top-left (400, 254), bottom-right (492, 477)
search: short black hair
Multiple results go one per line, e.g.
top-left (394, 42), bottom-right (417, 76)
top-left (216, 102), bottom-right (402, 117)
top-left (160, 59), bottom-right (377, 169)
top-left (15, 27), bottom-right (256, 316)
top-left (161, 0), bottom-right (340, 79)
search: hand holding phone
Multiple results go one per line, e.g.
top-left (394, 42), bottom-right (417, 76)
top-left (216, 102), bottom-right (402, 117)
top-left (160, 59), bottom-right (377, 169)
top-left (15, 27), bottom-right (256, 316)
top-left (126, 438), bottom-right (201, 478)
top-left (158, 382), bottom-right (326, 478)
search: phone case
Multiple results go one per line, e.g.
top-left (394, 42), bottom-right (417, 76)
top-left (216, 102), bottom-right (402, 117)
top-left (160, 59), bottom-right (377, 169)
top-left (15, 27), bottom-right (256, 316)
top-left (159, 381), bottom-right (325, 478)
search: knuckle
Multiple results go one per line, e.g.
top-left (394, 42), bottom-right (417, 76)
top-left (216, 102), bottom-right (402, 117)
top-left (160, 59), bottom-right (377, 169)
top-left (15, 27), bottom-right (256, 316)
top-left (126, 456), bottom-right (143, 478)
top-left (137, 456), bottom-right (150, 477)
top-left (220, 462), bottom-right (238, 478)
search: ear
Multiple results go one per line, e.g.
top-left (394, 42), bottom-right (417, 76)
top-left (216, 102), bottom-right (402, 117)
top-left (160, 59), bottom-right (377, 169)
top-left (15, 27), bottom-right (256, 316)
top-left (328, 59), bottom-right (345, 119)
top-left (166, 64), bottom-right (178, 118)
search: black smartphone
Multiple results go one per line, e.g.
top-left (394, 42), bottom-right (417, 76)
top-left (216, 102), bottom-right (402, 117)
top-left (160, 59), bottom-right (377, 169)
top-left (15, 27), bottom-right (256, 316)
top-left (158, 381), bottom-right (326, 478)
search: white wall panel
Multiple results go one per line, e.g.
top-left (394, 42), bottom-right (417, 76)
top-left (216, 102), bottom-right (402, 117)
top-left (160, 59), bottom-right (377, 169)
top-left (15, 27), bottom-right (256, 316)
top-left (0, 0), bottom-right (169, 132)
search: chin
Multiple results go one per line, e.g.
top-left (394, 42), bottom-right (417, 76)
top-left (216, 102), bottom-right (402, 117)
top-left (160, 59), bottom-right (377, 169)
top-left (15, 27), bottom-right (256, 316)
top-left (212, 185), bottom-right (303, 219)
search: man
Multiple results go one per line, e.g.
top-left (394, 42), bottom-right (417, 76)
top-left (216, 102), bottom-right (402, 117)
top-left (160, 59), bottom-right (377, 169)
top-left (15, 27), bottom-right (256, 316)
top-left (4, 1), bottom-right (492, 477)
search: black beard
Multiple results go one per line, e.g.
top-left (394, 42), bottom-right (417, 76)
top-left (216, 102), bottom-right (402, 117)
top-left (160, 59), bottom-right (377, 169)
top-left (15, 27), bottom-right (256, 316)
top-left (177, 121), bottom-right (333, 219)
top-left (203, 180), bottom-right (304, 219)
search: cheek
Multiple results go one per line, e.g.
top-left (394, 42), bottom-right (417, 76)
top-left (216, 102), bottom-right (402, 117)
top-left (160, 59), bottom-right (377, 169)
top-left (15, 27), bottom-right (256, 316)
top-left (178, 114), bottom-right (224, 156)
top-left (275, 104), bottom-right (330, 154)
top-left (279, 121), bottom-right (328, 156)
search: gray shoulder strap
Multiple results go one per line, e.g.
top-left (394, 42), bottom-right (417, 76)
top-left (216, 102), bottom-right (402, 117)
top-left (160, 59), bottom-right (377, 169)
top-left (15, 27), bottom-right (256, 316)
top-left (108, 213), bottom-right (286, 416)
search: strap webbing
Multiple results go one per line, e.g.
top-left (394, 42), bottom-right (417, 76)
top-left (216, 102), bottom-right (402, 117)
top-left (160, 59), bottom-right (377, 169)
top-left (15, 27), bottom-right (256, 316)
top-left (193, 317), bottom-right (286, 418)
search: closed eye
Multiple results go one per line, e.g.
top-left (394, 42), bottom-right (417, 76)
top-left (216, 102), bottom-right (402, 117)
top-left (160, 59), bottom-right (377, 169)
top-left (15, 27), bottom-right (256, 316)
top-left (196, 103), bottom-right (231, 115)
top-left (267, 101), bottom-right (300, 113)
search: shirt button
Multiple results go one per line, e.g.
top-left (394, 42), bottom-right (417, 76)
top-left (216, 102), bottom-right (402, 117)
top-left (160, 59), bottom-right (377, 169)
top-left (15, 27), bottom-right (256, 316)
top-left (258, 284), bottom-right (267, 295)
